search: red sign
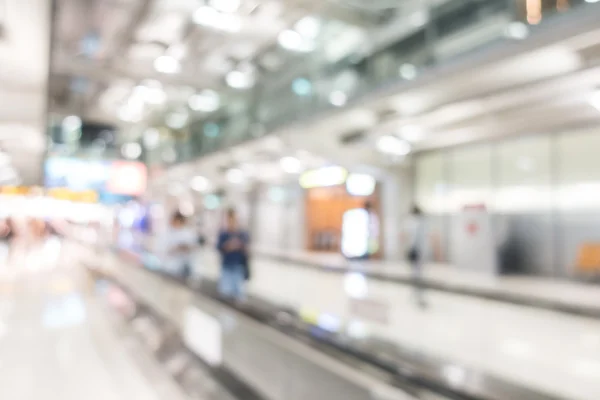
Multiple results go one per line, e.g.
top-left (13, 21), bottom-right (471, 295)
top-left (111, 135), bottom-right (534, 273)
top-left (107, 161), bottom-right (147, 196)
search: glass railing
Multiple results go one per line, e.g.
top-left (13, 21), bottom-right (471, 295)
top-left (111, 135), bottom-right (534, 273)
top-left (154, 0), bottom-right (594, 164)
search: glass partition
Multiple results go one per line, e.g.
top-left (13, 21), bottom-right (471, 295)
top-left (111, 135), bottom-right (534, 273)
top-left (161, 0), bottom-right (593, 162)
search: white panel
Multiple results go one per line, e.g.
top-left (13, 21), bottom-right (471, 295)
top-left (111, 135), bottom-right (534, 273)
top-left (183, 306), bottom-right (222, 366)
top-left (449, 144), bottom-right (493, 211)
top-left (415, 152), bottom-right (448, 213)
top-left (494, 135), bottom-right (553, 212)
top-left (556, 128), bottom-right (600, 211)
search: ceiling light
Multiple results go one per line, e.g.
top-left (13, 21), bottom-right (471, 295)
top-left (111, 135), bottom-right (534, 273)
top-left (189, 90), bottom-right (220, 112)
top-left (300, 166), bottom-right (348, 188)
top-left (190, 175), bottom-right (210, 192)
top-left (226, 69), bottom-right (255, 89)
top-left (121, 142), bottom-right (142, 160)
top-left (505, 22), bottom-right (529, 40)
top-left (134, 85), bottom-right (166, 105)
top-left (143, 128), bottom-right (160, 149)
top-left (118, 104), bottom-right (142, 123)
top-left (280, 156), bottom-right (303, 174)
top-left (154, 55), bottom-right (181, 74)
top-left (62, 115), bottom-right (82, 132)
top-left (294, 16), bottom-right (321, 39)
top-left (589, 89), bottom-right (600, 111)
top-left (329, 91), bottom-right (347, 107)
top-left (278, 29), bottom-right (315, 52)
top-left (226, 168), bottom-right (244, 184)
top-left (291, 78), bottom-right (312, 96)
top-left (209, 0), bottom-right (241, 13)
top-left (376, 135), bottom-right (411, 156)
top-left (586, 0), bottom-right (600, 3)
top-left (410, 10), bottom-right (428, 27)
top-left (399, 63), bottom-right (417, 80)
top-left (193, 6), bottom-right (242, 33)
top-left (165, 110), bottom-right (189, 129)
top-left (346, 173), bottom-right (376, 196)
top-left (400, 125), bottom-right (424, 142)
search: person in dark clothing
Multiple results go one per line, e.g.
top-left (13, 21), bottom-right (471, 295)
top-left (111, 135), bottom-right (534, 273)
top-left (216, 209), bottom-right (249, 300)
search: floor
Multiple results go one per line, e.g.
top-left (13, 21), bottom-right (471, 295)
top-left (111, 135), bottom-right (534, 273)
top-left (253, 247), bottom-right (600, 311)
top-left (0, 238), bottom-right (185, 400)
top-left (195, 249), bottom-right (600, 400)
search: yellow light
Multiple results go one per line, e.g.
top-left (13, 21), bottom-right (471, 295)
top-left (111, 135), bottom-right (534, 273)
top-left (299, 166), bottom-right (348, 189)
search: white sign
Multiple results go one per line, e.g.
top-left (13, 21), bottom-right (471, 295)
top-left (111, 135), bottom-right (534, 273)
top-left (183, 306), bottom-right (222, 366)
top-left (452, 205), bottom-right (497, 275)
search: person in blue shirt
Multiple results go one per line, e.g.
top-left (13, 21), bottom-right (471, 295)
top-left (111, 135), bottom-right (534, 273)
top-left (217, 209), bottom-right (249, 300)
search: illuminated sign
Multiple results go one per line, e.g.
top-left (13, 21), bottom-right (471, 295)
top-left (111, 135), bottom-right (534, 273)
top-left (47, 188), bottom-right (98, 203)
top-left (299, 166), bottom-right (348, 189)
top-left (107, 161), bottom-right (147, 196)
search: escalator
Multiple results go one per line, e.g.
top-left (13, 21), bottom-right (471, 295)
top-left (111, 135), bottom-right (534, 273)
top-left (86, 245), bottom-right (565, 400)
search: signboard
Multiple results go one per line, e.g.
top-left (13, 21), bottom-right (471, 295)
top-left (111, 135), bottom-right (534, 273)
top-left (452, 205), bottom-right (497, 275)
top-left (183, 306), bottom-right (222, 366)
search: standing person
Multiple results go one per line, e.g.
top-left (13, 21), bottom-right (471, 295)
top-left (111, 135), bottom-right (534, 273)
top-left (404, 205), bottom-right (427, 308)
top-left (217, 209), bottom-right (249, 301)
top-left (165, 211), bottom-right (196, 279)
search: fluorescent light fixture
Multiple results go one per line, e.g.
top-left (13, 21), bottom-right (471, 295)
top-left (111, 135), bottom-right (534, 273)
top-left (280, 156), bottom-right (303, 174)
top-left (376, 135), bottom-right (411, 156)
top-left (294, 16), bottom-right (320, 39)
top-left (190, 175), bottom-right (210, 192)
top-left (589, 89), bottom-right (600, 111)
top-left (300, 166), bottom-right (348, 189)
top-left (278, 29), bottom-right (315, 52)
top-left (226, 168), bottom-right (245, 184)
top-left (586, 0), bottom-right (600, 3)
top-left (134, 85), bottom-right (166, 105)
top-left (143, 128), bottom-right (160, 149)
top-left (118, 104), bottom-right (142, 123)
top-left (209, 0), bottom-right (241, 13)
top-left (399, 63), bottom-right (417, 80)
top-left (400, 124), bottom-right (424, 142)
top-left (193, 6), bottom-right (242, 33)
top-left (329, 90), bottom-right (347, 107)
top-left (410, 10), bottom-right (429, 27)
top-left (226, 69), bottom-right (255, 89)
top-left (121, 142), bottom-right (142, 160)
top-left (62, 115), bottom-right (82, 132)
top-left (189, 90), bottom-right (220, 112)
top-left (505, 22), bottom-right (529, 40)
top-left (346, 173), bottom-right (376, 196)
top-left (165, 110), bottom-right (189, 129)
top-left (154, 55), bottom-right (181, 74)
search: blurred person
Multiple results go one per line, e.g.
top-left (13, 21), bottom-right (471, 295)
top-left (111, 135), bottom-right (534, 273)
top-left (404, 205), bottom-right (427, 308)
top-left (217, 209), bottom-right (249, 301)
top-left (165, 211), bottom-right (196, 279)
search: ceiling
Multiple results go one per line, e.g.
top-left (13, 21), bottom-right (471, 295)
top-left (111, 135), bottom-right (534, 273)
top-left (49, 0), bottom-right (410, 134)
top-left (147, 5), bottom-right (600, 196)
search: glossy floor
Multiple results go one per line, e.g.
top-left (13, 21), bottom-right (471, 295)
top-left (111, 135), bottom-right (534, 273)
top-left (196, 250), bottom-right (600, 400)
top-left (0, 239), bottom-right (186, 400)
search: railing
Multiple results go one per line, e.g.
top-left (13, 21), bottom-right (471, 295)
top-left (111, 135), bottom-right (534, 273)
top-left (151, 0), bottom-right (593, 163)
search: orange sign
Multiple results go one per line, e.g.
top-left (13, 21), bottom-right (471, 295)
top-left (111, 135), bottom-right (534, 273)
top-left (47, 188), bottom-right (98, 203)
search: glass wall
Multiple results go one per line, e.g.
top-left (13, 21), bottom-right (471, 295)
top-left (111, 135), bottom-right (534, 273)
top-left (159, 0), bottom-right (597, 162)
top-left (414, 127), bottom-right (600, 277)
